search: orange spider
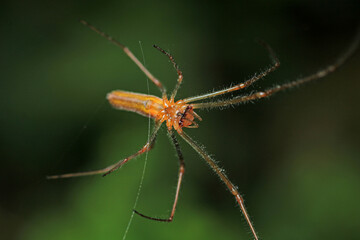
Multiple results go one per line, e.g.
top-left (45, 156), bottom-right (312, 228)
top-left (48, 20), bottom-right (359, 240)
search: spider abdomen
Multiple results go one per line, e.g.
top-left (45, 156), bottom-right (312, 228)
top-left (107, 90), bottom-right (164, 118)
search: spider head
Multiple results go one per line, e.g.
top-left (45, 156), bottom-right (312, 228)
top-left (178, 106), bottom-right (195, 128)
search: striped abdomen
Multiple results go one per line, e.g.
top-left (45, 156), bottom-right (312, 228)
top-left (107, 90), bottom-right (164, 119)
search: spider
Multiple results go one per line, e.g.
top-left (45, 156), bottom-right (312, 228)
top-left (48, 21), bottom-right (359, 240)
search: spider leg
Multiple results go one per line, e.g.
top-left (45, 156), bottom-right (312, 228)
top-left (177, 130), bottom-right (259, 240)
top-left (47, 122), bottom-right (162, 179)
top-left (153, 45), bottom-right (183, 100)
top-left (134, 130), bottom-right (185, 222)
top-left (182, 41), bottom-right (280, 103)
top-left (80, 20), bottom-right (166, 97)
top-left (192, 32), bottom-right (360, 110)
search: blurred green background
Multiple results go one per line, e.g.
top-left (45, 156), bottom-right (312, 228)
top-left (1, 0), bottom-right (360, 239)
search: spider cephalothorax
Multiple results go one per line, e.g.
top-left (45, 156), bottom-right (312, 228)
top-left (159, 98), bottom-right (201, 131)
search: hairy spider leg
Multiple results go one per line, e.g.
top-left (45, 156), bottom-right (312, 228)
top-left (47, 122), bottom-right (162, 179)
top-left (192, 31), bottom-right (360, 109)
top-left (80, 20), bottom-right (167, 97)
top-left (152, 45), bottom-right (184, 101)
top-left (182, 41), bottom-right (280, 103)
top-left (178, 130), bottom-right (259, 240)
top-left (134, 130), bottom-right (185, 222)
